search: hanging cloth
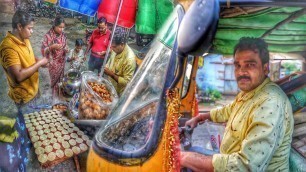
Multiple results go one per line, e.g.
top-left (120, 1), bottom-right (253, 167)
top-left (136, 0), bottom-right (174, 34)
top-left (59, 0), bottom-right (103, 16)
top-left (97, 0), bottom-right (137, 29)
top-left (44, 0), bottom-right (58, 4)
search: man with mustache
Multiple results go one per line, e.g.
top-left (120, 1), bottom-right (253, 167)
top-left (180, 37), bottom-right (294, 171)
top-left (84, 17), bottom-right (111, 74)
top-left (104, 27), bottom-right (136, 96)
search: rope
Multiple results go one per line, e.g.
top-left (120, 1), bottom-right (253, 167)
top-left (163, 88), bottom-right (182, 172)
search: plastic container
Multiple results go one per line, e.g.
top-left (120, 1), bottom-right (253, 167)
top-left (78, 71), bottom-right (118, 119)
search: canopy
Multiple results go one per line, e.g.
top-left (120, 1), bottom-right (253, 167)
top-left (59, 0), bottom-right (102, 16)
top-left (212, 7), bottom-right (306, 55)
top-left (135, 0), bottom-right (174, 34)
top-left (44, 0), bottom-right (58, 4)
top-left (97, 0), bottom-right (137, 29)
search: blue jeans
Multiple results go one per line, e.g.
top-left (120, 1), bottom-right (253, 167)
top-left (88, 54), bottom-right (104, 74)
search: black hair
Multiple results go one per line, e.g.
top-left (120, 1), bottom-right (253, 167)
top-left (12, 10), bottom-right (35, 29)
top-left (112, 27), bottom-right (127, 45)
top-left (234, 37), bottom-right (270, 65)
top-left (75, 39), bottom-right (83, 46)
top-left (97, 17), bottom-right (107, 24)
top-left (53, 16), bottom-right (65, 27)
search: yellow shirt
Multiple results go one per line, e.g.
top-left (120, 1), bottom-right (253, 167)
top-left (106, 45), bottom-right (136, 96)
top-left (210, 78), bottom-right (293, 171)
top-left (0, 32), bottom-right (39, 104)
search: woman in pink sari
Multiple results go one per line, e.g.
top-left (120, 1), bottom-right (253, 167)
top-left (41, 16), bottom-right (68, 98)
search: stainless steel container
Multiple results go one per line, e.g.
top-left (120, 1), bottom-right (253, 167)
top-left (61, 69), bottom-right (81, 96)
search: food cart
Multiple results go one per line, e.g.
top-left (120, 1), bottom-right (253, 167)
top-left (85, 0), bottom-right (306, 171)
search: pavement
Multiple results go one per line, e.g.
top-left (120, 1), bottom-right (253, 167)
top-left (198, 95), bottom-right (235, 112)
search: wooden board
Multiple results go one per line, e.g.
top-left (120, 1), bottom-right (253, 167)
top-left (24, 109), bottom-right (92, 168)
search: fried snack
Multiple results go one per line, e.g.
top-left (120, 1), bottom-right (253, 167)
top-left (52, 104), bottom-right (68, 111)
top-left (78, 81), bottom-right (112, 119)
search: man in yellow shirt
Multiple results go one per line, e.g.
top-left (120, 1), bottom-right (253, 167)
top-left (0, 10), bottom-right (49, 171)
top-left (0, 10), bottom-right (48, 113)
top-left (104, 27), bottom-right (136, 96)
top-left (181, 37), bottom-right (294, 171)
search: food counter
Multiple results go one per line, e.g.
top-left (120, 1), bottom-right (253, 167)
top-left (24, 107), bottom-right (89, 172)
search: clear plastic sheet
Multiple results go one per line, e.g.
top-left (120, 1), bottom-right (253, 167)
top-left (78, 71), bottom-right (118, 119)
top-left (204, 120), bottom-right (225, 152)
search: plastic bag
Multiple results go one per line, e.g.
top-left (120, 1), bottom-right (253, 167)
top-left (78, 71), bottom-right (118, 119)
top-left (68, 93), bottom-right (79, 119)
top-left (204, 120), bottom-right (225, 152)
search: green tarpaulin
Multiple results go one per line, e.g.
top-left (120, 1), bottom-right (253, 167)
top-left (136, 0), bottom-right (174, 34)
top-left (212, 7), bottom-right (306, 55)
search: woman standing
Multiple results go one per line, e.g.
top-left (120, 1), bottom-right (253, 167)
top-left (41, 16), bottom-right (68, 98)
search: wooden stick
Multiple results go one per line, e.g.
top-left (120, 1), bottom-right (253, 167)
top-left (261, 8), bottom-right (306, 38)
top-left (74, 155), bottom-right (81, 172)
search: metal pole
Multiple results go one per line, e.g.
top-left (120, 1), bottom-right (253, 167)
top-left (99, 0), bottom-right (124, 76)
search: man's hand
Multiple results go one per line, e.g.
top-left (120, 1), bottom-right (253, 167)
top-left (97, 51), bottom-right (106, 56)
top-left (104, 67), bottom-right (119, 82)
top-left (104, 67), bottom-right (112, 76)
top-left (185, 113), bottom-right (211, 129)
top-left (185, 117), bottom-right (200, 129)
top-left (37, 57), bottom-right (49, 68)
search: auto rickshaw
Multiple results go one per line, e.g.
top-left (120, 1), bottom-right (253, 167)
top-left (87, 0), bottom-right (306, 171)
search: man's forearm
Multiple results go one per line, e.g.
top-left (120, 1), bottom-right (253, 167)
top-left (197, 112), bottom-right (212, 123)
top-left (109, 72), bottom-right (119, 82)
top-left (8, 62), bottom-right (43, 84)
top-left (16, 63), bottom-right (42, 82)
top-left (84, 44), bottom-right (92, 56)
top-left (181, 152), bottom-right (214, 172)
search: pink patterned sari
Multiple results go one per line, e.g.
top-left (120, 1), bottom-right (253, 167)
top-left (41, 28), bottom-right (67, 97)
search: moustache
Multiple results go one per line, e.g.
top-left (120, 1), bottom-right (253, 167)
top-left (237, 76), bottom-right (251, 81)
